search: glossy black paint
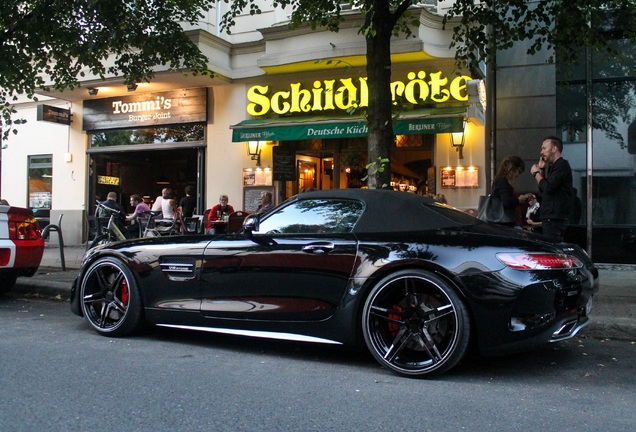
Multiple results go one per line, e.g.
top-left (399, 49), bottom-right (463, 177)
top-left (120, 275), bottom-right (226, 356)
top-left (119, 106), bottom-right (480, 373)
top-left (71, 189), bottom-right (599, 360)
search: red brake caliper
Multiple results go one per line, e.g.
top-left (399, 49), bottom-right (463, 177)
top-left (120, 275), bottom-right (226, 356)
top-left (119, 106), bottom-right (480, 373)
top-left (120, 279), bottom-right (129, 305)
top-left (388, 305), bottom-right (403, 336)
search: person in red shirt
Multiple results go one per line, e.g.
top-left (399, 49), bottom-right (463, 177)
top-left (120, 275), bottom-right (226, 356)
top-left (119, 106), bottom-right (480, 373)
top-left (205, 194), bottom-right (235, 233)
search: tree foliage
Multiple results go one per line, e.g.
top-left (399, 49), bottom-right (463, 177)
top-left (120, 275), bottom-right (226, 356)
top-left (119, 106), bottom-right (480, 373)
top-left (444, 0), bottom-right (636, 149)
top-left (443, 0), bottom-right (636, 70)
top-left (0, 0), bottom-right (216, 140)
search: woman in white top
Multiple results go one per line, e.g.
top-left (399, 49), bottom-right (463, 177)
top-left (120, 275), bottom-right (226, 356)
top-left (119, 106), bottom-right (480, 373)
top-left (160, 188), bottom-right (177, 220)
top-left (151, 187), bottom-right (167, 213)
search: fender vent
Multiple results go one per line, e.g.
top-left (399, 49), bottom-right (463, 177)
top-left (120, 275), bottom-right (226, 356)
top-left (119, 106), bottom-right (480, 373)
top-left (160, 257), bottom-right (197, 280)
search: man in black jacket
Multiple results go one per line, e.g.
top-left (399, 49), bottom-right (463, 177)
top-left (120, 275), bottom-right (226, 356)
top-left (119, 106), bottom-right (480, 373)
top-left (530, 136), bottom-right (573, 241)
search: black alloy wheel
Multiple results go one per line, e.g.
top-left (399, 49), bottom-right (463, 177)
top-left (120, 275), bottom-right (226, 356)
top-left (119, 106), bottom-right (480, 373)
top-left (362, 270), bottom-right (471, 377)
top-left (80, 257), bottom-right (143, 336)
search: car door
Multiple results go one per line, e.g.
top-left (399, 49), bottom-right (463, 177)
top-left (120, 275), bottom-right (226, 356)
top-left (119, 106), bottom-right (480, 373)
top-left (200, 198), bottom-right (364, 321)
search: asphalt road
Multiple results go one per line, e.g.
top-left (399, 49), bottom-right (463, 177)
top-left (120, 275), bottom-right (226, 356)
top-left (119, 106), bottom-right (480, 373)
top-left (1, 295), bottom-right (635, 432)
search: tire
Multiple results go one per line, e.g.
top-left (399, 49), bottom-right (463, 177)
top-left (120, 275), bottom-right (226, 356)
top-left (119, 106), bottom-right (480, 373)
top-left (79, 256), bottom-right (143, 336)
top-left (362, 270), bottom-right (471, 378)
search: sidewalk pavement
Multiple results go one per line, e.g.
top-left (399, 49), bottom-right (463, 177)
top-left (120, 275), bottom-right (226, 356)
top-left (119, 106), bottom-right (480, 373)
top-left (10, 244), bottom-right (636, 341)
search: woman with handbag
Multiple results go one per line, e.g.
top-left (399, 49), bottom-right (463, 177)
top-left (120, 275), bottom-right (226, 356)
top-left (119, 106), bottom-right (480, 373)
top-left (491, 156), bottom-right (533, 227)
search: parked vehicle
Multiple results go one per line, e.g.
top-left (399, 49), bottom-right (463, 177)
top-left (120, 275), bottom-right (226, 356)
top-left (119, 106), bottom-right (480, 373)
top-left (0, 204), bottom-right (44, 293)
top-left (71, 189), bottom-right (599, 377)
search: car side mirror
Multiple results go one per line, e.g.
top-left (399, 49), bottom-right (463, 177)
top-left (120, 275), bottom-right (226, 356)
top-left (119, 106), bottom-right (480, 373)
top-left (243, 214), bottom-right (260, 234)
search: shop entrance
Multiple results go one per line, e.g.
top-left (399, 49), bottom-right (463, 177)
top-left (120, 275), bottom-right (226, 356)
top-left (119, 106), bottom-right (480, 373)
top-left (88, 146), bottom-right (204, 215)
top-left (286, 134), bottom-right (434, 197)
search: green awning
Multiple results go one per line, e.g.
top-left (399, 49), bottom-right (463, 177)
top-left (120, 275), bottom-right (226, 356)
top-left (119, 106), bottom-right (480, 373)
top-left (231, 110), bottom-right (465, 142)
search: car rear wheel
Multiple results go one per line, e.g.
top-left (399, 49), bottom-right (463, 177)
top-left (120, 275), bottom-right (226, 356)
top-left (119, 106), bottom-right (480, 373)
top-left (80, 257), bottom-right (143, 336)
top-left (362, 270), bottom-right (471, 377)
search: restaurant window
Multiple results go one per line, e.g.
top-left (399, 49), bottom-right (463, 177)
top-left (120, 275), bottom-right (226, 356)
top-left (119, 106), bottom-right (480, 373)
top-left (28, 154), bottom-right (53, 211)
top-left (89, 124), bottom-right (205, 148)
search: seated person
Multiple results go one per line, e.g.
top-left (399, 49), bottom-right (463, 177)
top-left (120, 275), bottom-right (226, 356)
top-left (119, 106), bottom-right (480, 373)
top-left (125, 194), bottom-right (151, 238)
top-left (151, 187), bottom-right (167, 215)
top-left (96, 191), bottom-right (126, 230)
top-left (256, 190), bottom-right (273, 214)
top-left (205, 194), bottom-right (235, 234)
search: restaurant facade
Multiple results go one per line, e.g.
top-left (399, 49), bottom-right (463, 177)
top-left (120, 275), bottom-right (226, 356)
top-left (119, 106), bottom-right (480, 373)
top-left (0, 5), bottom-right (486, 246)
top-left (1, 3), bottom-right (634, 264)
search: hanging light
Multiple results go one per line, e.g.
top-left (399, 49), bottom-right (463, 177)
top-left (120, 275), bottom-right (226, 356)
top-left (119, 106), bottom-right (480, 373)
top-left (247, 141), bottom-right (262, 166)
top-left (450, 119), bottom-right (467, 159)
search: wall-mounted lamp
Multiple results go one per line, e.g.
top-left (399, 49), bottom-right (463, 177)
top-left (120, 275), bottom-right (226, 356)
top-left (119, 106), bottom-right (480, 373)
top-left (450, 120), bottom-right (467, 159)
top-left (247, 141), bottom-right (262, 166)
top-left (127, 83), bottom-right (138, 92)
top-left (87, 87), bottom-right (99, 96)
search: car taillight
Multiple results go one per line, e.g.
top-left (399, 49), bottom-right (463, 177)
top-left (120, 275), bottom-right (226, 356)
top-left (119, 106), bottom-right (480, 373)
top-left (496, 253), bottom-right (583, 270)
top-left (8, 215), bottom-right (41, 240)
top-left (0, 249), bottom-right (10, 266)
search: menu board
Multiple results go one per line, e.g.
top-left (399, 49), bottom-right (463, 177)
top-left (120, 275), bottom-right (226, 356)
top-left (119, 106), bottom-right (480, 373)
top-left (440, 166), bottom-right (479, 188)
top-left (273, 146), bottom-right (296, 181)
top-left (243, 186), bottom-right (275, 213)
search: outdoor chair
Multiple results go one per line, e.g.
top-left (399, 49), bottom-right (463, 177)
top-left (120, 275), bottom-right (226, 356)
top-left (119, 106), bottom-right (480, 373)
top-left (227, 211), bottom-right (250, 233)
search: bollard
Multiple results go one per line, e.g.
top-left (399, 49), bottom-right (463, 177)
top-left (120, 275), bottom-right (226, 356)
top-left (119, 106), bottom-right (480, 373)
top-left (41, 214), bottom-right (66, 271)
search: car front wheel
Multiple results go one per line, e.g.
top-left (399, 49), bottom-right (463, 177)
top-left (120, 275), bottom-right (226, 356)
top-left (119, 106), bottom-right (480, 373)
top-left (362, 270), bottom-right (471, 377)
top-left (80, 256), bottom-right (143, 336)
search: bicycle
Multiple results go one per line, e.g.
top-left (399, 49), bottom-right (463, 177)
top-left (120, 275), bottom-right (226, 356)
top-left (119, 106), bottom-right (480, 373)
top-left (88, 201), bottom-right (128, 249)
top-left (140, 209), bottom-right (185, 237)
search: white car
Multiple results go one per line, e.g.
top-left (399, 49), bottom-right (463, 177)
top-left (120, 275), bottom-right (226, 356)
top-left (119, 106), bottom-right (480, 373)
top-left (0, 204), bottom-right (44, 293)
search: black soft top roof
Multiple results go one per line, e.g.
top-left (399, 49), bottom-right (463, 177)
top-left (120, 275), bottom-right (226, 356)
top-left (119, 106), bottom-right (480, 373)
top-left (292, 189), bottom-right (475, 234)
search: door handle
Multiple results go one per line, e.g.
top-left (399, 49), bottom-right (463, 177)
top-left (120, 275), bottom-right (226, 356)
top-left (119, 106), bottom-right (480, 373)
top-left (302, 243), bottom-right (335, 254)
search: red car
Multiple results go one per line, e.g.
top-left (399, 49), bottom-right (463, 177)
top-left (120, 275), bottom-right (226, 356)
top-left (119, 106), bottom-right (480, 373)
top-left (0, 204), bottom-right (44, 293)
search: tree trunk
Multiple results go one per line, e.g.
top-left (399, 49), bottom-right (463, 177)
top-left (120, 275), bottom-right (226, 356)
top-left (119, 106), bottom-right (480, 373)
top-left (365, 11), bottom-right (393, 189)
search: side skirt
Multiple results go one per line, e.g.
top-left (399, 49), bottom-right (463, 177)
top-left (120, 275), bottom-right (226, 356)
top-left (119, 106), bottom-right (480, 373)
top-left (156, 323), bottom-right (343, 345)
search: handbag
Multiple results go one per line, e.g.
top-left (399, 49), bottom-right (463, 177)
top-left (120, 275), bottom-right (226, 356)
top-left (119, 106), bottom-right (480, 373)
top-left (478, 194), bottom-right (514, 224)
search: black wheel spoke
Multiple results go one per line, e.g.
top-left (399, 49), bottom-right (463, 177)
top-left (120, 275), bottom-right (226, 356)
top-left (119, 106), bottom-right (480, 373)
top-left (95, 267), bottom-right (111, 292)
top-left (420, 327), bottom-right (443, 362)
top-left (420, 304), bottom-right (454, 327)
top-left (384, 327), bottom-right (413, 363)
top-left (370, 305), bottom-right (404, 326)
top-left (111, 298), bottom-right (127, 314)
top-left (83, 292), bottom-right (105, 304)
top-left (99, 301), bottom-right (111, 328)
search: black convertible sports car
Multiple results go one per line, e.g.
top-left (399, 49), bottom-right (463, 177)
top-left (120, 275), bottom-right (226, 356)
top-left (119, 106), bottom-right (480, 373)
top-left (71, 189), bottom-right (599, 377)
